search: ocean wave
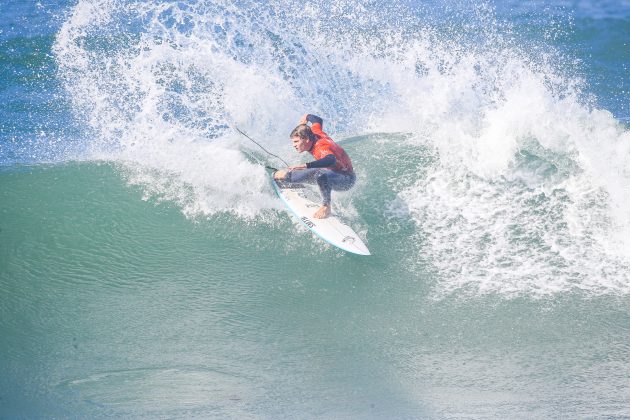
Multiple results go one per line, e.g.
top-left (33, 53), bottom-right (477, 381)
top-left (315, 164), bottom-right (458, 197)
top-left (51, 0), bottom-right (630, 296)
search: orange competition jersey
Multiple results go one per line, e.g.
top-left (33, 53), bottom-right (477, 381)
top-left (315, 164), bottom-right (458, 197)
top-left (310, 122), bottom-right (354, 173)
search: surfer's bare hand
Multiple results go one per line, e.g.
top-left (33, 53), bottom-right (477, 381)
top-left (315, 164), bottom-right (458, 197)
top-left (313, 204), bottom-right (331, 219)
top-left (299, 114), bottom-right (308, 124)
top-left (273, 169), bottom-right (288, 180)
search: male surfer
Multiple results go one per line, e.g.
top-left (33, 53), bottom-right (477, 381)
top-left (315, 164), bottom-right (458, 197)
top-left (273, 114), bottom-right (356, 219)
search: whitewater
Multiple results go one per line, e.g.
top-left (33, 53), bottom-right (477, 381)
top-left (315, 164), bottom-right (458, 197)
top-left (47, 0), bottom-right (630, 297)
top-left (1, 0), bottom-right (629, 417)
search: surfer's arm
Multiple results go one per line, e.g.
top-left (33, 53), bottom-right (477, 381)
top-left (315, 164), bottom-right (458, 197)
top-left (306, 114), bottom-right (323, 126)
top-left (300, 114), bottom-right (324, 135)
top-left (306, 153), bottom-right (336, 169)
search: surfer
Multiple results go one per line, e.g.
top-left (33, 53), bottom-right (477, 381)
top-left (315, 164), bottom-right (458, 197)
top-left (273, 114), bottom-right (356, 219)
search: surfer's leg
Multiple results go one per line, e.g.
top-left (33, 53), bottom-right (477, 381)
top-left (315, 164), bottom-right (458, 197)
top-left (315, 170), bottom-right (356, 205)
top-left (286, 168), bottom-right (319, 184)
top-left (288, 169), bottom-right (332, 218)
top-left (316, 170), bottom-right (356, 201)
top-left (315, 170), bottom-right (335, 205)
top-left (329, 171), bottom-right (356, 192)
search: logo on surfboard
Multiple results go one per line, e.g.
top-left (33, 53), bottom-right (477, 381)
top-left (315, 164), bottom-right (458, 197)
top-left (301, 216), bottom-right (315, 228)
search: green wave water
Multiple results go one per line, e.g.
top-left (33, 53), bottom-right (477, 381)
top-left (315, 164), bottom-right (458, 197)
top-left (2, 140), bottom-right (630, 417)
top-left (2, 0), bottom-right (630, 417)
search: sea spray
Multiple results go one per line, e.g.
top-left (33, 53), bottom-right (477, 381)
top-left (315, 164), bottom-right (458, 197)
top-left (52, 0), bottom-right (630, 296)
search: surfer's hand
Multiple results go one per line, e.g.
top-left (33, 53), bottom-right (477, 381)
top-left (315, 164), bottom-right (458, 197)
top-left (273, 169), bottom-right (288, 180)
top-left (299, 114), bottom-right (308, 125)
top-left (289, 163), bottom-right (307, 171)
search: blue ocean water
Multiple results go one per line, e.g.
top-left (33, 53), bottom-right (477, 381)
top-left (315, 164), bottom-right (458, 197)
top-left (0, 0), bottom-right (72, 164)
top-left (1, 0), bottom-right (630, 417)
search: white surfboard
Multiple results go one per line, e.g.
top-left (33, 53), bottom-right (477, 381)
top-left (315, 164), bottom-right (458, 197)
top-left (271, 176), bottom-right (370, 256)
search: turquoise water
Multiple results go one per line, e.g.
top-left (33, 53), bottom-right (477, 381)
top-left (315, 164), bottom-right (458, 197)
top-left (2, 0), bottom-right (630, 417)
top-left (4, 161), bottom-right (630, 418)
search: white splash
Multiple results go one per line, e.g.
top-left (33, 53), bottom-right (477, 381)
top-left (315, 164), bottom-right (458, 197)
top-left (54, 0), bottom-right (630, 296)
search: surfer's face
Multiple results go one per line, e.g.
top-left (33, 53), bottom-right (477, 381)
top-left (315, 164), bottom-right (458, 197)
top-left (291, 135), bottom-right (311, 153)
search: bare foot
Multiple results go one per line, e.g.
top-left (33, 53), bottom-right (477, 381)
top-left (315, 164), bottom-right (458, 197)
top-left (313, 204), bottom-right (331, 219)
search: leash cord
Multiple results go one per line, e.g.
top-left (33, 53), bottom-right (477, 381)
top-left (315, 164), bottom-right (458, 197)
top-left (233, 126), bottom-right (289, 167)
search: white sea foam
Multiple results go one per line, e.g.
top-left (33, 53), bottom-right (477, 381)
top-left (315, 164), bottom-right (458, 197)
top-left (53, 0), bottom-right (630, 295)
top-left (387, 46), bottom-right (630, 297)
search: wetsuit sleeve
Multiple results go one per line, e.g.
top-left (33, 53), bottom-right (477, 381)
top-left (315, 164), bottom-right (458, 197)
top-left (306, 154), bottom-right (336, 169)
top-left (306, 114), bottom-right (324, 135)
top-left (306, 114), bottom-right (323, 125)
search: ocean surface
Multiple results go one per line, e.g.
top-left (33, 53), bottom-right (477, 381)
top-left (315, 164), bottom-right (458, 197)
top-left (1, 0), bottom-right (629, 418)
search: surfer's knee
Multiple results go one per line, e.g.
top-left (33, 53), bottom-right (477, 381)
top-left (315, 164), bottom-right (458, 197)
top-left (337, 173), bottom-right (356, 191)
top-left (315, 171), bottom-right (330, 187)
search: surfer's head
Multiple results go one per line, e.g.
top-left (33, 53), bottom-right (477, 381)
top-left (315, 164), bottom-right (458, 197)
top-left (290, 124), bottom-right (316, 153)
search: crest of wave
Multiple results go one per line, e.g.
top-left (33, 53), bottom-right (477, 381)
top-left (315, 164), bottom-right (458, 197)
top-left (51, 0), bottom-right (630, 289)
top-left (377, 18), bottom-right (630, 297)
top-left (51, 0), bottom-right (377, 218)
top-left (51, 0), bottom-right (442, 220)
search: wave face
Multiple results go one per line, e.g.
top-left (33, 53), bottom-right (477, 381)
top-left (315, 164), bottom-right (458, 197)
top-left (3, 161), bottom-right (630, 419)
top-left (51, 0), bottom-right (630, 297)
top-left (3, 1), bottom-right (630, 418)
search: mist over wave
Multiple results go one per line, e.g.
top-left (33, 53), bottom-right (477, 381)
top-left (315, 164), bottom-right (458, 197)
top-left (52, 0), bottom-right (630, 296)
